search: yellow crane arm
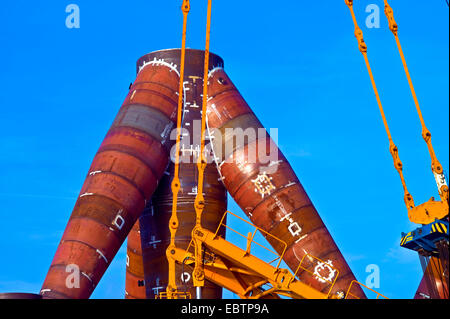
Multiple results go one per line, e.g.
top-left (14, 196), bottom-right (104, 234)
top-left (171, 211), bottom-right (388, 299)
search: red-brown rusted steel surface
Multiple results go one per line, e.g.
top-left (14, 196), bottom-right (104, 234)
top-left (40, 60), bottom-right (180, 299)
top-left (206, 68), bottom-right (366, 299)
top-left (125, 220), bottom-right (146, 299)
top-left (138, 49), bottom-right (227, 299)
top-left (415, 256), bottom-right (449, 299)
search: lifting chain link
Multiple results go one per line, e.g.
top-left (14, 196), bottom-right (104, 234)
top-left (165, 0), bottom-right (191, 299)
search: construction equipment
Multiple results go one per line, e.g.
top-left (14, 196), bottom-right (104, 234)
top-left (139, 49), bottom-right (227, 300)
top-left (345, 0), bottom-right (449, 299)
top-left (35, 0), bottom-right (447, 300)
top-left (166, 0), bottom-right (192, 300)
top-left (40, 47), bottom-right (180, 300)
top-left (158, 0), bottom-right (375, 300)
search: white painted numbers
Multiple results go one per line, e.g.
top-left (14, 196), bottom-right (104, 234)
top-left (251, 172), bottom-right (276, 199)
top-left (66, 4), bottom-right (80, 29)
top-left (434, 172), bottom-right (448, 191)
top-left (113, 210), bottom-right (125, 230)
top-left (276, 196), bottom-right (304, 239)
top-left (181, 272), bottom-right (191, 283)
top-left (313, 260), bottom-right (337, 284)
top-left (288, 221), bottom-right (302, 237)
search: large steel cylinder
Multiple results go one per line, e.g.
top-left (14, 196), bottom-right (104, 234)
top-left (125, 220), bottom-right (146, 299)
top-left (206, 68), bottom-right (366, 299)
top-left (40, 60), bottom-right (180, 299)
top-left (415, 256), bottom-right (449, 299)
top-left (138, 49), bottom-right (227, 299)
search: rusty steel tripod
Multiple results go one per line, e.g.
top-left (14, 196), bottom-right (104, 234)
top-left (39, 0), bottom-right (371, 300)
top-left (37, 0), bottom-right (448, 300)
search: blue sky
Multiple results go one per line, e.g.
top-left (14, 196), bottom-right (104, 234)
top-left (0, 1), bottom-right (448, 299)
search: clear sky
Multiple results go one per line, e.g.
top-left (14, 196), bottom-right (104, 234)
top-left (0, 1), bottom-right (448, 299)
